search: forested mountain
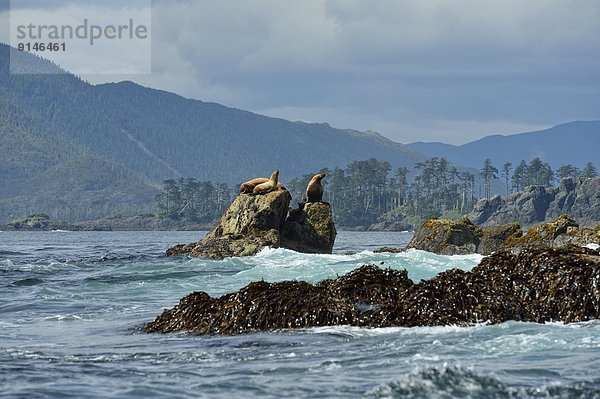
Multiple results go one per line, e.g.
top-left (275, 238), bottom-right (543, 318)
top-left (0, 43), bottom-right (429, 223)
top-left (408, 121), bottom-right (600, 170)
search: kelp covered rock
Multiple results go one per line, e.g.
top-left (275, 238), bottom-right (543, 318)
top-left (145, 246), bottom-right (600, 334)
top-left (479, 223), bottom-right (523, 255)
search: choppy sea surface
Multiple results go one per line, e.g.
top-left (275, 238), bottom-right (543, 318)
top-left (1, 230), bottom-right (599, 398)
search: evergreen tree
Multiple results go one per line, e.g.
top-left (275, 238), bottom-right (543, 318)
top-left (511, 160), bottom-right (528, 192)
top-left (480, 159), bottom-right (498, 199)
top-left (525, 158), bottom-right (553, 186)
top-left (556, 164), bottom-right (580, 179)
top-left (582, 162), bottom-right (598, 177)
top-left (501, 162), bottom-right (512, 196)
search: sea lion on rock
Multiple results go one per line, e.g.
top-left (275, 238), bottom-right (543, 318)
top-left (240, 178), bottom-right (269, 194)
top-left (240, 177), bottom-right (286, 194)
top-left (306, 173), bottom-right (326, 202)
top-left (253, 170), bottom-right (280, 194)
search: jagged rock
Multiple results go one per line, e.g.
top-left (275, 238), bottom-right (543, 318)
top-left (468, 177), bottom-right (600, 227)
top-left (547, 177), bottom-right (600, 224)
top-left (166, 190), bottom-right (291, 259)
top-left (207, 190), bottom-right (291, 238)
top-left (405, 217), bottom-right (482, 255)
top-left (505, 214), bottom-right (599, 250)
top-left (145, 246), bottom-right (600, 334)
top-left (479, 223), bottom-right (522, 255)
top-left (280, 202), bottom-right (337, 254)
top-left (166, 190), bottom-right (337, 259)
top-left (469, 195), bottom-right (503, 225)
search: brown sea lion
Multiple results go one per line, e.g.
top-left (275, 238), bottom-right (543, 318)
top-left (306, 173), bottom-right (326, 202)
top-left (240, 177), bottom-right (269, 194)
top-left (240, 178), bottom-right (286, 194)
top-left (253, 170), bottom-right (279, 194)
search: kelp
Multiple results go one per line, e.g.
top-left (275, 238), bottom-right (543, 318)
top-left (145, 246), bottom-right (599, 335)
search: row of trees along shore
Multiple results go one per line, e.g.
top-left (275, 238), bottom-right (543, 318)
top-left (155, 158), bottom-right (598, 228)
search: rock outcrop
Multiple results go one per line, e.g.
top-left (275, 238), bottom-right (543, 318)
top-left (393, 215), bottom-right (597, 256)
top-left (281, 202), bottom-right (337, 253)
top-left (2, 214), bottom-right (73, 231)
top-left (405, 217), bottom-right (482, 255)
top-left (468, 177), bottom-right (600, 227)
top-left (478, 223), bottom-right (523, 255)
top-left (145, 246), bottom-right (600, 334)
top-left (166, 191), bottom-right (337, 259)
top-left (505, 214), bottom-right (600, 251)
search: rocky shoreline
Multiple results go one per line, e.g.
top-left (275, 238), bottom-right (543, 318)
top-left (0, 213), bottom-right (215, 232)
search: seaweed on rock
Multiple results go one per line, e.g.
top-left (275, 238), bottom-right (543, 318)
top-left (145, 246), bottom-right (600, 335)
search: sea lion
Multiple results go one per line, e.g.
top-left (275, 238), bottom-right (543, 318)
top-left (306, 173), bottom-right (326, 202)
top-left (253, 170), bottom-right (279, 194)
top-left (240, 177), bottom-right (269, 194)
top-left (240, 177), bottom-right (286, 194)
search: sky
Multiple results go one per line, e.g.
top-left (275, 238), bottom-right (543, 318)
top-left (2, 0), bottom-right (600, 145)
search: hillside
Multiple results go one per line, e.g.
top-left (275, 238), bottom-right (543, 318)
top-left (408, 121), bottom-right (600, 170)
top-left (0, 43), bottom-right (429, 223)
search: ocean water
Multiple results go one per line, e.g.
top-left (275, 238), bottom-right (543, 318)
top-left (0, 230), bottom-right (599, 399)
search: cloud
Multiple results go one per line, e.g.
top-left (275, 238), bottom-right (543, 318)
top-left (9, 0), bottom-right (600, 144)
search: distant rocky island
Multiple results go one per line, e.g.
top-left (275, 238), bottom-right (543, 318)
top-left (0, 213), bottom-right (213, 232)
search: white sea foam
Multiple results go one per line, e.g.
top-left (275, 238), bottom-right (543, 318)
top-left (307, 323), bottom-right (488, 338)
top-left (44, 314), bottom-right (84, 322)
top-left (236, 247), bottom-right (483, 284)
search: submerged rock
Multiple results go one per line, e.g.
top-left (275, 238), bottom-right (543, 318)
top-left (145, 246), bottom-right (599, 334)
top-left (166, 190), bottom-right (337, 259)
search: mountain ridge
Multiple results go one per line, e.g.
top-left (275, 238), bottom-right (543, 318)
top-left (408, 121), bottom-right (600, 170)
top-left (0, 43), bottom-right (429, 223)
